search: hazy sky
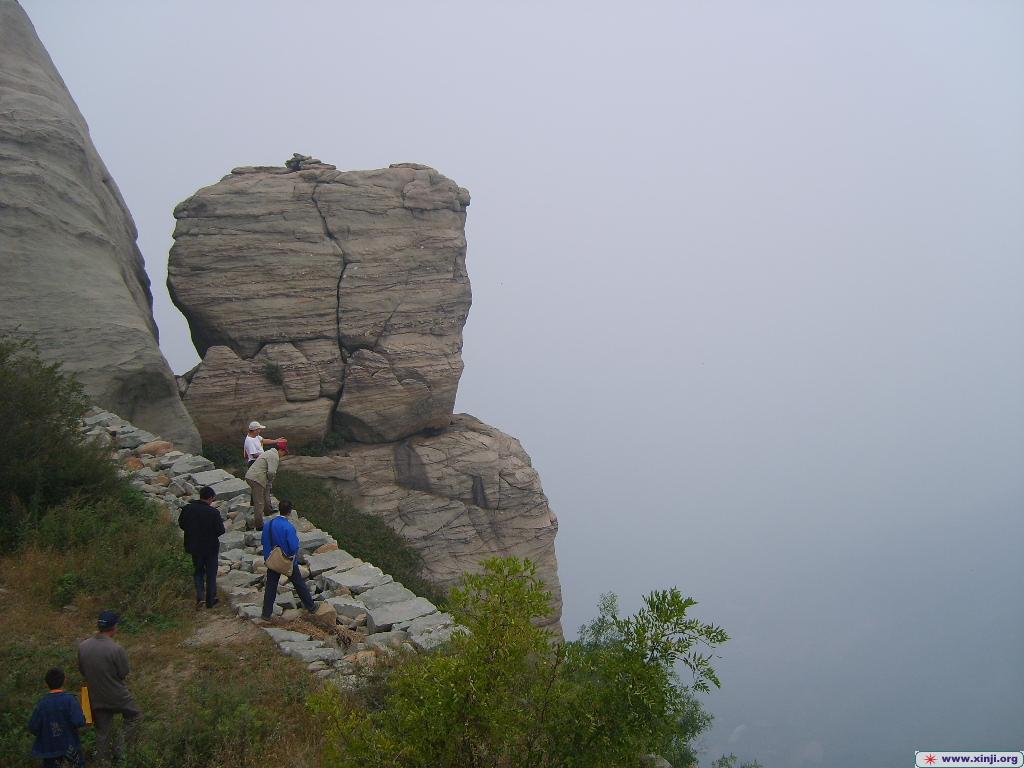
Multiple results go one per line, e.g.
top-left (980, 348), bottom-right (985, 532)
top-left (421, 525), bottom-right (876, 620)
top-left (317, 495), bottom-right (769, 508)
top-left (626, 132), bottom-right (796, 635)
top-left (20, 2), bottom-right (1024, 766)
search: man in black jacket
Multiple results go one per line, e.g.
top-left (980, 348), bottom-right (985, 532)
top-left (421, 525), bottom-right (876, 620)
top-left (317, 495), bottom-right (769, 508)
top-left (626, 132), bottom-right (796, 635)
top-left (177, 486), bottom-right (225, 609)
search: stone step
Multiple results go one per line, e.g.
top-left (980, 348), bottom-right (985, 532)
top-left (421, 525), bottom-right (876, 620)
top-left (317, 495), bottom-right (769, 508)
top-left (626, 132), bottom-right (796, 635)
top-left (366, 597), bottom-right (437, 634)
top-left (307, 548), bottom-right (358, 575)
top-left (191, 468), bottom-right (235, 486)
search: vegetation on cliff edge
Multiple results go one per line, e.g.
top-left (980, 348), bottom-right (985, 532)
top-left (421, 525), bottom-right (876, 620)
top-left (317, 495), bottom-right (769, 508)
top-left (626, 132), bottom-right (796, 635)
top-left (0, 334), bottom-right (325, 767)
top-left (311, 556), bottom-right (727, 768)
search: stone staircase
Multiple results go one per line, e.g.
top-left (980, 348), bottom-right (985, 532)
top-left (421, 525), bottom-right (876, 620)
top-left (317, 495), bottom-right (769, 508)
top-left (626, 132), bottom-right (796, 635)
top-left (83, 407), bottom-right (460, 688)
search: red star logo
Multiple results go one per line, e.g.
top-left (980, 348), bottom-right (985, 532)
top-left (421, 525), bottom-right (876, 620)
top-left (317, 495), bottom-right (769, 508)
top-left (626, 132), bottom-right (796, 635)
top-left (924, 756), bottom-right (937, 765)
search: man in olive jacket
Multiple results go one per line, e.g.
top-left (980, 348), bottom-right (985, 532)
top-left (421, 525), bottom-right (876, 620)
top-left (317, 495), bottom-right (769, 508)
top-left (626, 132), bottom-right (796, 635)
top-left (78, 611), bottom-right (141, 766)
top-left (177, 485), bottom-right (225, 609)
top-left (244, 444), bottom-right (286, 531)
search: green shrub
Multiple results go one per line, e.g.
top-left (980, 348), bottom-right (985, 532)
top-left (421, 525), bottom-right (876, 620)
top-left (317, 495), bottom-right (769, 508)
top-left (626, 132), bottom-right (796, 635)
top-left (312, 557), bottom-right (727, 768)
top-left (713, 755), bottom-right (766, 768)
top-left (33, 485), bottom-right (152, 550)
top-left (293, 429), bottom-right (346, 457)
top-left (33, 487), bottom-right (191, 628)
top-left (562, 590), bottom-right (723, 767)
top-left (53, 571), bottom-right (86, 607)
top-left (274, 470), bottom-right (445, 605)
top-left (262, 361), bottom-right (284, 386)
top-left (0, 335), bottom-right (123, 550)
top-left (202, 443), bottom-right (245, 475)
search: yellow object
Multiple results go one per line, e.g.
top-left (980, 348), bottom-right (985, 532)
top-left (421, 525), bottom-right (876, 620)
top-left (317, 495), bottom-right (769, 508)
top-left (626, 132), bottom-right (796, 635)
top-left (80, 685), bottom-right (93, 725)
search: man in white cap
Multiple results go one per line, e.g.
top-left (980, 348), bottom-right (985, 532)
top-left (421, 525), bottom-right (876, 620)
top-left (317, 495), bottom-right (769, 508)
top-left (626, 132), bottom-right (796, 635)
top-left (243, 421), bottom-right (284, 467)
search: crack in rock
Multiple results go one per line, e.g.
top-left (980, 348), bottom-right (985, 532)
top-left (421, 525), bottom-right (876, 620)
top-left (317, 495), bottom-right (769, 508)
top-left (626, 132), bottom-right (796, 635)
top-left (310, 182), bottom-right (351, 417)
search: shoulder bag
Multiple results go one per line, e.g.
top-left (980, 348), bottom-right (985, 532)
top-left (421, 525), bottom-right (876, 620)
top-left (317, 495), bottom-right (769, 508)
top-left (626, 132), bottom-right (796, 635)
top-left (265, 517), bottom-right (294, 576)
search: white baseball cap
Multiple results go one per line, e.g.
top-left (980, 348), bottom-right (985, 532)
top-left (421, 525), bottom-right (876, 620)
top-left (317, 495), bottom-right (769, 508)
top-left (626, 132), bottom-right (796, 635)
top-left (248, 421), bottom-right (266, 431)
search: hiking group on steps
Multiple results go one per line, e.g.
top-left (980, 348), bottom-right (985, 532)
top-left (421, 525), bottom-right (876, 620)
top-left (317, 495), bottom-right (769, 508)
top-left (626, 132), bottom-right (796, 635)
top-left (27, 409), bottom-right (458, 766)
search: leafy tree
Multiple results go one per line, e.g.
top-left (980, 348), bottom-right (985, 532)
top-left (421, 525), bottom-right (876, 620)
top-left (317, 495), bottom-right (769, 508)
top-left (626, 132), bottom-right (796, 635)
top-left (712, 754), bottom-right (764, 768)
top-left (558, 591), bottom-right (724, 767)
top-left (311, 556), bottom-right (728, 768)
top-left (0, 334), bottom-right (120, 548)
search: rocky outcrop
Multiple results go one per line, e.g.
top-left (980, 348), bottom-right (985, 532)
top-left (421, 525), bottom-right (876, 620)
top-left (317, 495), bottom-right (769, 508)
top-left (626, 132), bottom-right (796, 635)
top-left (0, 1), bottom-right (201, 453)
top-left (168, 155), bottom-right (471, 447)
top-left (286, 415), bottom-right (563, 632)
top-left (169, 155), bottom-right (561, 630)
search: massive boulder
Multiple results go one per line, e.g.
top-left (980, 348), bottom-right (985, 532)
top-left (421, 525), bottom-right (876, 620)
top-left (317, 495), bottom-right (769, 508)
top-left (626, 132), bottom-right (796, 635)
top-left (286, 415), bottom-right (563, 631)
top-left (0, 0), bottom-right (201, 452)
top-left (168, 156), bottom-right (471, 447)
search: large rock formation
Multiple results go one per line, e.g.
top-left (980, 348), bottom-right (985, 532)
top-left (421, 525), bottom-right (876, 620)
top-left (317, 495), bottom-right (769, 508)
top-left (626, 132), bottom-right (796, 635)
top-left (0, 0), bottom-right (201, 453)
top-left (287, 415), bottom-right (562, 631)
top-left (170, 156), bottom-right (562, 629)
top-left (168, 155), bottom-right (471, 446)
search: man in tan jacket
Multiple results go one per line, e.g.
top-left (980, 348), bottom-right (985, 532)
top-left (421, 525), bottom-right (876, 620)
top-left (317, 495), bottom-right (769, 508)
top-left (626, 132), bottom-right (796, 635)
top-left (244, 443), bottom-right (287, 530)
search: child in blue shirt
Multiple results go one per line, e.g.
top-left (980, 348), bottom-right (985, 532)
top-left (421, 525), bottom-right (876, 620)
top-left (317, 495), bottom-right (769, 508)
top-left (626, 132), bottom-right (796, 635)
top-left (28, 667), bottom-right (86, 767)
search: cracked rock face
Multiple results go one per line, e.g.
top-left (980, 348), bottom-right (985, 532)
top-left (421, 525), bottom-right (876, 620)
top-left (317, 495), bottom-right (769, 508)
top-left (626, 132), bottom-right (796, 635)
top-left (285, 414), bottom-right (563, 633)
top-left (168, 159), bottom-right (471, 446)
top-left (0, 1), bottom-right (201, 453)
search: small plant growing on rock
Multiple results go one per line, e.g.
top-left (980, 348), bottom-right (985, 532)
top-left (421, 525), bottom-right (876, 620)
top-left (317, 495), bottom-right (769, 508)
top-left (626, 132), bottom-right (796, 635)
top-left (202, 443), bottom-right (245, 474)
top-left (291, 430), bottom-right (346, 457)
top-left (262, 360), bottom-right (284, 385)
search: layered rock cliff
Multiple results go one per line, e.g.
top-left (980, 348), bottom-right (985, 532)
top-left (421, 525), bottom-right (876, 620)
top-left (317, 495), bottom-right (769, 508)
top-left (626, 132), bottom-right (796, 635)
top-left (286, 415), bottom-right (562, 627)
top-left (0, 0), bottom-right (201, 453)
top-left (170, 157), bottom-right (562, 629)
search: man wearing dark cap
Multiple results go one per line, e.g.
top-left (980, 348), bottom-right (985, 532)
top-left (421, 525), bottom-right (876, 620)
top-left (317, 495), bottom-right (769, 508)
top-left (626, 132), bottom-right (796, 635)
top-left (177, 485), bottom-right (225, 609)
top-left (78, 611), bottom-right (141, 766)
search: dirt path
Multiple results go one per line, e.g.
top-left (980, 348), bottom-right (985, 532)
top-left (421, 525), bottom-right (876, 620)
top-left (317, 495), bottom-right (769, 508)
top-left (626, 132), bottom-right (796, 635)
top-left (183, 611), bottom-right (265, 647)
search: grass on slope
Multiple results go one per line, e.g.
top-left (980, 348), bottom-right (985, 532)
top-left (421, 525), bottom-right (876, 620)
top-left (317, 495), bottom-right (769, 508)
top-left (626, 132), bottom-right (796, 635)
top-left (0, 515), bottom-right (328, 768)
top-left (0, 337), bottom-right (335, 766)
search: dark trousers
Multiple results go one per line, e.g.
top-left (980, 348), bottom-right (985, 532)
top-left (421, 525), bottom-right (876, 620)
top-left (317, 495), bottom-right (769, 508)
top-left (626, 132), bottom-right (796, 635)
top-left (262, 561), bottom-right (315, 619)
top-left (191, 551), bottom-right (219, 607)
top-left (41, 748), bottom-right (84, 768)
top-left (93, 706), bottom-right (142, 766)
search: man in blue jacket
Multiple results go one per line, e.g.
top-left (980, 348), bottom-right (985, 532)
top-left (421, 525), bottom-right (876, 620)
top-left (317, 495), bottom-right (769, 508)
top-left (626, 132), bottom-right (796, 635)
top-left (28, 667), bottom-right (86, 767)
top-left (260, 501), bottom-right (317, 620)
